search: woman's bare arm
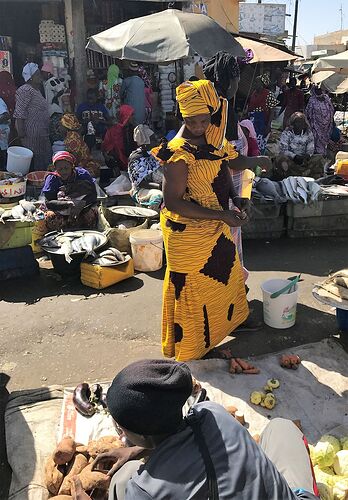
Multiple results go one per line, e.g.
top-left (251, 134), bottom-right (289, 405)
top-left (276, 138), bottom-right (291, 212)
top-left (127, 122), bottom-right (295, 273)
top-left (163, 160), bottom-right (248, 227)
top-left (229, 155), bottom-right (272, 172)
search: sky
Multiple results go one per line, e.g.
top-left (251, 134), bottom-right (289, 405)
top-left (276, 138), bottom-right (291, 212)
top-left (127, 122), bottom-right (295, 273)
top-left (244, 0), bottom-right (348, 46)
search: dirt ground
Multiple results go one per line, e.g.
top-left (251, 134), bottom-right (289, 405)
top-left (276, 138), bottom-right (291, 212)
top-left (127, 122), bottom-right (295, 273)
top-left (1, 236), bottom-right (346, 392)
top-left (0, 236), bottom-right (347, 498)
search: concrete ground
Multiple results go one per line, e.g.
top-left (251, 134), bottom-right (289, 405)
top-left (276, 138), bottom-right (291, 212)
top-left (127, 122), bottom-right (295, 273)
top-left (0, 236), bottom-right (347, 498)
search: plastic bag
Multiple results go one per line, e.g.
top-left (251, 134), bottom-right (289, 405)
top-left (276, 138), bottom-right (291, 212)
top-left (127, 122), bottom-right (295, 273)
top-left (105, 172), bottom-right (131, 196)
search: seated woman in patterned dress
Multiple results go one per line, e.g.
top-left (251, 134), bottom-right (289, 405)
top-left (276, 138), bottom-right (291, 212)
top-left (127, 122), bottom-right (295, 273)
top-left (40, 151), bottom-right (98, 233)
top-left (273, 112), bottom-right (326, 180)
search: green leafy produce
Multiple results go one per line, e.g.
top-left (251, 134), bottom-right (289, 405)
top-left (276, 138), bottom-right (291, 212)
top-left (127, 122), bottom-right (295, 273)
top-left (340, 437), bottom-right (348, 451)
top-left (310, 435), bottom-right (341, 467)
top-left (333, 450), bottom-right (348, 476)
top-left (332, 477), bottom-right (348, 500)
top-left (313, 466), bottom-right (343, 489)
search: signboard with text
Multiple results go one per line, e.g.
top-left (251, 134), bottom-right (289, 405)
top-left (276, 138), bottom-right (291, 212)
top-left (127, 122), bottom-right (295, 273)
top-left (239, 3), bottom-right (286, 37)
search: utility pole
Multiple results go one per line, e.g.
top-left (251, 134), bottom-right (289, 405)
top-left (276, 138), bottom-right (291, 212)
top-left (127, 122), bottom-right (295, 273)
top-left (340, 3), bottom-right (343, 31)
top-left (291, 0), bottom-right (299, 52)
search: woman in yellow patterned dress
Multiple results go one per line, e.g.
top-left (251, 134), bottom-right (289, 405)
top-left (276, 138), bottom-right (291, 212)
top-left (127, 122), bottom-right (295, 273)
top-left (153, 80), bottom-right (268, 362)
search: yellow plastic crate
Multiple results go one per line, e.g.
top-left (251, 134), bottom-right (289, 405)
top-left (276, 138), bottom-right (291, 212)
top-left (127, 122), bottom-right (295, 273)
top-left (80, 258), bottom-right (134, 289)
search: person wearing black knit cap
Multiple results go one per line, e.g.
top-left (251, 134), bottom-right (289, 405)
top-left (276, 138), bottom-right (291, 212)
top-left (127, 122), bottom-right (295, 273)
top-left (70, 359), bottom-right (320, 500)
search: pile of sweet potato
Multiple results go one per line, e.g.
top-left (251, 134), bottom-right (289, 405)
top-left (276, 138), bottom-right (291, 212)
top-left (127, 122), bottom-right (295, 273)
top-left (45, 435), bottom-right (123, 499)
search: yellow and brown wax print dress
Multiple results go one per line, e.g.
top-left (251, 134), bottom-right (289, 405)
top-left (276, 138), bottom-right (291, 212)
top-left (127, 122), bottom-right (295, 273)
top-left (153, 137), bottom-right (249, 362)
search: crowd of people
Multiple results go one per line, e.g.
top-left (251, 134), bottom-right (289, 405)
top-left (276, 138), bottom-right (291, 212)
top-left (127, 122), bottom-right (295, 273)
top-left (1, 55), bottom-right (344, 500)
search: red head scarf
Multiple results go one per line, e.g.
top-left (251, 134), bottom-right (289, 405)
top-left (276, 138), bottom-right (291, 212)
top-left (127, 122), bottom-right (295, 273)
top-left (52, 151), bottom-right (76, 167)
top-left (0, 71), bottom-right (16, 115)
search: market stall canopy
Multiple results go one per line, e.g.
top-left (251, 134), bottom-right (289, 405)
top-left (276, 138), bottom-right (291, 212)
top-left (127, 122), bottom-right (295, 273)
top-left (312, 70), bottom-right (348, 94)
top-left (235, 36), bottom-right (298, 63)
top-left (86, 8), bottom-right (245, 63)
top-left (312, 50), bottom-right (348, 75)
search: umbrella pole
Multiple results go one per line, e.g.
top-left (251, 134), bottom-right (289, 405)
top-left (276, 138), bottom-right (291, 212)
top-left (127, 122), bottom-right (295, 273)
top-left (242, 62), bottom-right (259, 115)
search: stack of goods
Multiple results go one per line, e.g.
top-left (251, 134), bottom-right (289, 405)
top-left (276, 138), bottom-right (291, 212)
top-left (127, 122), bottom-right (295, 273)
top-left (309, 434), bottom-right (348, 499)
top-left (45, 435), bottom-right (123, 498)
top-left (40, 20), bottom-right (69, 80)
top-left (158, 65), bottom-right (176, 115)
top-left (253, 177), bottom-right (321, 205)
top-left (39, 20), bottom-right (66, 44)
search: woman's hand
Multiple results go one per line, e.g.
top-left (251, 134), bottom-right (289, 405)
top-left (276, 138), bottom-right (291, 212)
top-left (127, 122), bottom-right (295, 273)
top-left (221, 209), bottom-right (249, 228)
top-left (255, 156), bottom-right (272, 172)
top-left (92, 446), bottom-right (147, 478)
top-left (233, 197), bottom-right (252, 218)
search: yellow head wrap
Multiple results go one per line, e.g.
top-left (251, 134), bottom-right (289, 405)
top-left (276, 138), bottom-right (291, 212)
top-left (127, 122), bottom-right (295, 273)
top-left (176, 79), bottom-right (228, 150)
top-left (176, 79), bottom-right (220, 118)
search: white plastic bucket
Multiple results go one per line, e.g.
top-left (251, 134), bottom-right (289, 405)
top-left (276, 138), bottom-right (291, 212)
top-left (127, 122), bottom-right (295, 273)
top-left (261, 279), bottom-right (298, 329)
top-left (129, 229), bottom-right (163, 272)
top-left (6, 146), bottom-right (33, 175)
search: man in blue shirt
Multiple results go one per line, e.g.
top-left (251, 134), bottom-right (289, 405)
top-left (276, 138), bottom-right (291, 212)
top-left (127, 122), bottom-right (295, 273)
top-left (121, 62), bottom-right (145, 126)
top-left (73, 360), bottom-right (319, 500)
top-left (76, 88), bottom-right (109, 143)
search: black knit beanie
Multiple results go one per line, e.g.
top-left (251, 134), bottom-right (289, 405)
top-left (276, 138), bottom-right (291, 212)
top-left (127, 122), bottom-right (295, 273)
top-left (106, 359), bottom-right (193, 435)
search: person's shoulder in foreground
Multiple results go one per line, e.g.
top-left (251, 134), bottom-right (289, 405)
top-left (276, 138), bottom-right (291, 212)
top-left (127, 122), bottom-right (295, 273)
top-left (126, 400), bottom-right (296, 500)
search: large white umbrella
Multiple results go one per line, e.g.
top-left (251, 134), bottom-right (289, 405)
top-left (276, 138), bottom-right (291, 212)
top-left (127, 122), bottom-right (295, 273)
top-left (312, 70), bottom-right (348, 95)
top-left (86, 9), bottom-right (245, 63)
top-left (235, 36), bottom-right (298, 63)
top-left (312, 50), bottom-right (348, 75)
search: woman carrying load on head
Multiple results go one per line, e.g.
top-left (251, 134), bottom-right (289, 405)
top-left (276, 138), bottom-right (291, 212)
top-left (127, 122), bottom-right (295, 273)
top-left (40, 151), bottom-right (98, 233)
top-left (152, 79), bottom-right (266, 362)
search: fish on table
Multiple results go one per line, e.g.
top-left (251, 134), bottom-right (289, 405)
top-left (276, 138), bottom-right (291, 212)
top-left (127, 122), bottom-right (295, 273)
top-left (11, 205), bottom-right (26, 222)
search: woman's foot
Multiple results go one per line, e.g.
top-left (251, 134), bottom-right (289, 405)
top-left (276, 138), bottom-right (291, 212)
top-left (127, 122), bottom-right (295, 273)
top-left (203, 346), bottom-right (235, 360)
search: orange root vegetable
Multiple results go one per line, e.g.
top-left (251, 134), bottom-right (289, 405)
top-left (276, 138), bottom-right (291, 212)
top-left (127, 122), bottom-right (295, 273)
top-left (235, 358), bottom-right (253, 371)
top-left (76, 463), bottom-right (111, 491)
top-left (288, 355), bottom-right (301, 365)
top-left (76, 445), bottom-right (89, 458)
top-left (53, 437), bottom-right (76, 465)
top-left (280, 355), bottom-right (291, 367)
top-left (58, 453), bottom-right (88, 495)
top-left (50, 496), bottom-right (72, 500)
top-left (242, 368), bottom-right (260, 374)
top-left (229, 358), bottom-right (240, 374)
top-left (45, 457), bottom-right (65, 495)
top-left (87, 435), bottom-right (123, 458)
